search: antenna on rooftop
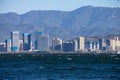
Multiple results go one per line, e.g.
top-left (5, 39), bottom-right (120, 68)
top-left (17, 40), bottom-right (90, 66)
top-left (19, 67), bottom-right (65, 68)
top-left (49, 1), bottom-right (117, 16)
top-left (112, 8), bottom-right (117, 18)
top-left (112, 0), bottom-right (119, 18)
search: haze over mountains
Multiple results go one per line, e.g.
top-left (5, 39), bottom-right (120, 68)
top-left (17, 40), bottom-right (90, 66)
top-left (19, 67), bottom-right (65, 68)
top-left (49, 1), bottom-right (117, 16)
top-left (0, 6), bottom-right (120, 41)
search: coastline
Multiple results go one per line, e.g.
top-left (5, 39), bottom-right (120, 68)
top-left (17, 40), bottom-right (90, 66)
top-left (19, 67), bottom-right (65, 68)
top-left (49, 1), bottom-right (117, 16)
top-left (0, 50), bottom-right (119, 55)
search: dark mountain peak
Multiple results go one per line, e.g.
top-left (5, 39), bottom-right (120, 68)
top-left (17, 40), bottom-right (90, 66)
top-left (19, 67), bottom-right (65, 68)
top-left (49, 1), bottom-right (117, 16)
top-left (72, 5), bottom-right (93, 12)
top-left (0, 12), bottom-right (19, 16)
top-left (79, 5), bottom-right (94, 9)
top-left (24, 10), bottom-right (68, 15)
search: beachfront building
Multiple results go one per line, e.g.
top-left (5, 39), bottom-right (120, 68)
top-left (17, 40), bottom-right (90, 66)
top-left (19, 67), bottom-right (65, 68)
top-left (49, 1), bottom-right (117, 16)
top-left (11, 31), bottom-right (20, 52)
top-left (75, 37), bottom-right (85, 51)
top-left (5, 38), bottom-right (11, 52)
top-left (52, 37), bottom-right (62, 51)
top-left (34, 31), bottom-right (42, 50)
top-left (19, 40), bottom-right (23, 52)
top-left (23, 33), bottom-right (32, 51)
top-left (107, 36), bottom-right (120, 51)
top-left (62, 40), bottom-right (77, 52)
top-left (35, 31), bottom-right (49, 51)
top-left (0, 42), bottom-right (6, 52)
top-left (99, 38), bottom-right (107, 51)
top-left (85, 41), bottom-right (99, 51)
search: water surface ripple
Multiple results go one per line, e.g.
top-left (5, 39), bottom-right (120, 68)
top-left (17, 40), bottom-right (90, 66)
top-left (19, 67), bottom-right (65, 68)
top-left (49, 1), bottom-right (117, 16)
top-left (0, 53), bottom-right (120, 80)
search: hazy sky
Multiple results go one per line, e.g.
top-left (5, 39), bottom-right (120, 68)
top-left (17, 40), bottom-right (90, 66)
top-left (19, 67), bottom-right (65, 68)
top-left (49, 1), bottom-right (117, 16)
top-left (0, 0), bottom-right (120, 14)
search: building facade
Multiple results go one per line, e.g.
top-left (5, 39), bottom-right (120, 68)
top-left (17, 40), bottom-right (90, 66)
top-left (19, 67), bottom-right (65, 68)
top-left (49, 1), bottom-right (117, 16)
top-left (75, 37), bottom-right (85, 51)
top-left (0, 42), bottom-right (6, 52)
top-left (108, 36), bottom-right (120, 51)
top-left (99, 38), bottom-right (107, 51)
top-left (35, 31), bottom-right (49, 51)
top-left (19, 40), bottom-right (23, 51)
top-left (52, 38), bottom-right (62, 51)
top-left (62, 40), bottom-right (77, 52)
top-left (34, 31), bottom-right (43, 50)
top-left (11, 31), bottom-right (20, 52)
top-left (23, 33), bottom-right (31, 51)
top-left (5, 38), bottom-right (11, 52)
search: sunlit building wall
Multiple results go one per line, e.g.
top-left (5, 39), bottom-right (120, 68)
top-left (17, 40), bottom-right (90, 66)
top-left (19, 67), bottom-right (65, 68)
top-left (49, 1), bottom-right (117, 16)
top-left (75, 37), bottom-right (85, 50)
top-left (52, 38), bottom-right (62, 51)
top-left (109, 36), bottom-right (120, 51)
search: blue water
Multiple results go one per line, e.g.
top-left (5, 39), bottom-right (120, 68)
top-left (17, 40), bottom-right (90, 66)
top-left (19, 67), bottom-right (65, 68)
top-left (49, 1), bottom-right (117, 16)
top-left (0, 53), bottom-right (120, 80)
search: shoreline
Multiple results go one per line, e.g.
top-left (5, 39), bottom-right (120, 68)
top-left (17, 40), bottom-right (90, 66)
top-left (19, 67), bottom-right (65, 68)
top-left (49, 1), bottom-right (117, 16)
top-left (0, 50), bottom-right (119, 55)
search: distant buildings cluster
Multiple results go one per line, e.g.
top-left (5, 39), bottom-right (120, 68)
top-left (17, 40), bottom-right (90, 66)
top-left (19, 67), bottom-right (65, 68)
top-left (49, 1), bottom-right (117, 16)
top-left (0, 31), bottom-right (120, 53)
top-left (52, 37), bottom-right (85, 52)
top-left (85, 36), bottom-right (120, 52)
top-left (52, 36), bottom-right (120, 52)
top-left (0, 31), bottom-right (49, 52)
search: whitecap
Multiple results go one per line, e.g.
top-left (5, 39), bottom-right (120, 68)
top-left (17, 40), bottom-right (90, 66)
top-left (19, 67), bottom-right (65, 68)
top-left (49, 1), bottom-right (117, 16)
top-left (67, 57), bottom-right (72, 60)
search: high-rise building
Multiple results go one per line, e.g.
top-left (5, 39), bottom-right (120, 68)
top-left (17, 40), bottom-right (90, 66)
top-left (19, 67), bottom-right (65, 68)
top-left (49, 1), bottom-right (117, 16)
top-left (19, 40), bottom-right (23, 51)
top-left (73, 39), bottom-right (78, 51)
top-left (5, 38), bottom-right (11, 52)
top-left (85, 40), bottom-right (100, 51)
top-left (23, 33), bottom-right (31, 51)
top-left (11, 31), bottom-right (20, 52)
top-left (85, 41), bottom-right (91, 51)
top-left (0, 42), bottom-right (6, 52)
top-left (62, 40), bottom-right (77, 52)
top-left (62, 41), bottom-right (73, 52)
top-left (34, 31), bottom-right (43, 49)
top-left (109, 36), bottom-right (120, 51)
top-left (37, 35), bottom-right (49, 51)
top-left (75, 37), bottom-right (85, 50)
top-left (99, 38), bottom-right (107, 51)
top-left (52, 38), bottom-right (62, 51)
top-left (35, 31), bottom-right (49, 51)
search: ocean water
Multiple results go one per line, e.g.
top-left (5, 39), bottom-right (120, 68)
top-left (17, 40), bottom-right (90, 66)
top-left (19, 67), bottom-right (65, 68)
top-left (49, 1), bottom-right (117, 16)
top-left (0, 53), bottom-right (120, 80)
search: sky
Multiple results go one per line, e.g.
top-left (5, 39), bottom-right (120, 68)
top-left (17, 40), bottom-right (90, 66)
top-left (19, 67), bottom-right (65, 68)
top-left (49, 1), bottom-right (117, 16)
top-left (0, 0), bottom-right (120, 14)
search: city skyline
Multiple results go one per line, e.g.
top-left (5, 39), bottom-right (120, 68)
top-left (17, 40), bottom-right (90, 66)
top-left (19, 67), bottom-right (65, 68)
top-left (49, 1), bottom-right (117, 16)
top-left (0, 0), bottom-right (120, 14)
top-left (0, 30), bottom-right (120, 53)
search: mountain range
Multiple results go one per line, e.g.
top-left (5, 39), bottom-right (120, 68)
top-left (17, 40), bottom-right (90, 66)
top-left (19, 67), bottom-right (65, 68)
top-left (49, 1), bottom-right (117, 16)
top-left (0, 6), bottom-right (120, 42)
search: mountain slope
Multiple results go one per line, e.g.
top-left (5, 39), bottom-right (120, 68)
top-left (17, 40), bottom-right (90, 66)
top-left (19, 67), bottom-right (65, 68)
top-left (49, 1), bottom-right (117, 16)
top-left (0, 6), bottom-right (120, 41)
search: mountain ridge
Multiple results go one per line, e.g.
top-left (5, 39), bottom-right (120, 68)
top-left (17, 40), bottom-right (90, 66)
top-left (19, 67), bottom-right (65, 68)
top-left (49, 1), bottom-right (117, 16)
top-left (0, 6), bottom-right (120, 42)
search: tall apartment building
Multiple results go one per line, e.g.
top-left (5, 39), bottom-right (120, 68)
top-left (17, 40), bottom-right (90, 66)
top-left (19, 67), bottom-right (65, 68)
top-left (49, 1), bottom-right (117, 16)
top-left (35, 31), bottom-right (49, 51)
top-left (99, 38), bottom-right (107, 51)
top-left (11, 31), bottom-right (20, 52)
top-left (34, 31), bottom-right (42, 49)
top-left (52, 38), bottom-right (62, 51)
top-left (0, 42), bottom-right (6, 52)
top-left (62, 40), bottom-right (77, 52)
top-left (19, 40), bottom-right (23, 51)
top-left (109, 36), bottom-right (120, 51)
top-left (5, 38), bottom-right (11, 52)
top-left (23, 33), bottom-right (31, 51)
top-left (89, 41), bottom-right (99, 51)
top-left (75, 37), bottom-right (85, 51)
